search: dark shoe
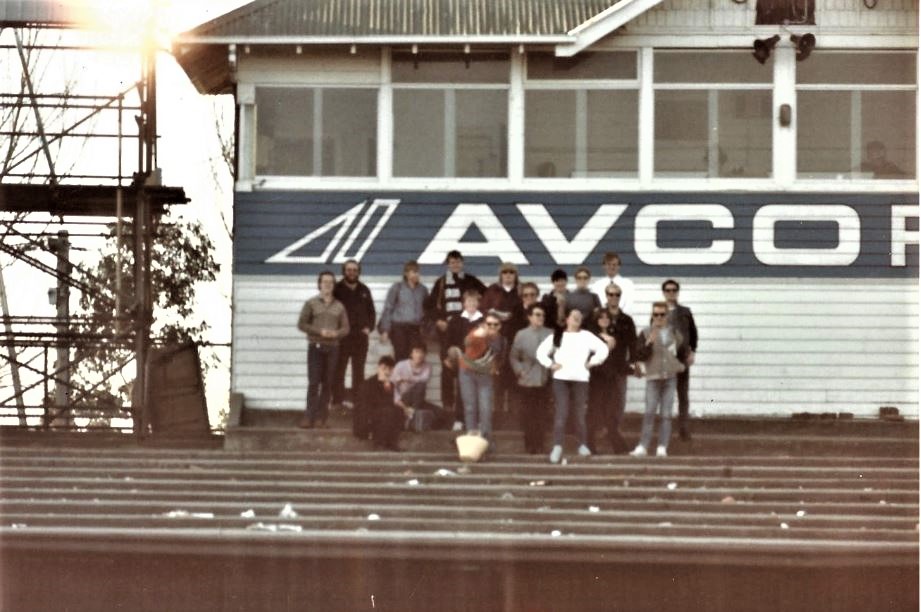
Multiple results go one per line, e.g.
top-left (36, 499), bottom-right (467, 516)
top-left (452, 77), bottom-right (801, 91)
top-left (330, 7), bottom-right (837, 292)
top-left (315, 419), bottom-right (328, 429)
top-left (679, 427), bottom-right (691, 441)
top-left (297, 418), bottom-right (314, 429)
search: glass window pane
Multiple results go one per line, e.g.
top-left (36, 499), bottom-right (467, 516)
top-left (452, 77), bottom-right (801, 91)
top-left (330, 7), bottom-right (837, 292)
top-left (655, 51), bottom-right (773, 83)
top-left (654, 90), bottom-right (708, 175)
top-left (525, 91), bottom-right (576, 177)
top-left (715, 91), bottom-right (772, 177)
top-left (393, 90), bottom-right (445, 176)
top-left (798, 90), bottom-right (915, 179)
top-left (797, 52), bottom-right (916, 85)
top-left (861, 91), bottom-right (915, 179)
top-left (393, 51), bottom-right (509, 83)
top-left (527, 52), bottom-right (636, 80)
top-left (455, 90), bottom-right (507, 177)
top-left (255, 87), bottom-right (313, 176)
top-left (655, 90), bottom-right (771, 177)
top-left (587, 91), bottom-right (638, 175)
top-left (321, 89), bottom-right (377, 176)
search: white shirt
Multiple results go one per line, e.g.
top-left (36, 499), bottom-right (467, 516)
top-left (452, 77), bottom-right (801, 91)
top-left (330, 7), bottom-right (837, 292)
top-left (535, 330), bottom-right (609, 383)
top-left (592, 274), bottom-right (635, 314)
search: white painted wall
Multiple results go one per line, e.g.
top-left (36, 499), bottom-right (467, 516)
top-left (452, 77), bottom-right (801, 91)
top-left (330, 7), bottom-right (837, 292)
top-left (232, 274), bottom-right (919, 417)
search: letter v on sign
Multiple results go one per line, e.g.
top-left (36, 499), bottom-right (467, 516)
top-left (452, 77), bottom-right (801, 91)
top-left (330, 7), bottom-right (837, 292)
top-left (516, 204), bottom-right (627, 265)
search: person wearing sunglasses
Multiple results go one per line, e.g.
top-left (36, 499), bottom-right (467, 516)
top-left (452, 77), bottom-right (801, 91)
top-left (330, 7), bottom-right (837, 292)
top-left (453, 312), bottom-right (507, 450)
top-left (567, 265), bottom-right (602, 321)
top-left (481, 263), bottom-right (524, 417)
top-left (662, 279), bottom-right (698, 441)
top-left (586, 283), bottom-right (637, 454)
top-left (509, 304), bottom-right (553, 454)
top-left (591, 251), bottom-right (634, 314)
top-left (631, 302), bottom-right (688, 457)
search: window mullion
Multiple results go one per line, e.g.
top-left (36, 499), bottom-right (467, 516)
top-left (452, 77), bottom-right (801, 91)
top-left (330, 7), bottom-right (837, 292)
top-left (312, 89), bottom-right (323, 176)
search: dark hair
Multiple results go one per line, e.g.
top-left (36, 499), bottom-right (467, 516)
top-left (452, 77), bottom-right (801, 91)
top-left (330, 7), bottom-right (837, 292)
top-left (410, 341), bottom-right (427, 353)
top-left (550, 268), bottom-right (568, 282)
top-left (378, 355), bottom-right (396, 368)
top-left (445, 250), bottom-right (464, 263)
top-left (317, 270), bottom-right (335, 288)
top-left (574, 265), bottom-right (591, 278)
top-left (525, 303), bottom-right (544, 317)
top-left (661, 279), bottom-right (680, 291)
top-left (462, 289), bottom-right (481, 301)
top-left (341, 259), bottom-right (361, 275)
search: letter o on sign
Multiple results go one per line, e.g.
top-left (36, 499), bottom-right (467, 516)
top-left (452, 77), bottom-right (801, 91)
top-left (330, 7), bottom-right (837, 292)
top-left (752, 205), bottom-right (861, 266)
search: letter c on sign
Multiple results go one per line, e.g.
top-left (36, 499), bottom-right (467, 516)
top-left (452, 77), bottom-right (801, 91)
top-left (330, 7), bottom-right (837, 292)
top-left (752, 205), bottom-right (860, 266)
top-left (635, 204), bottom-right (734, 265)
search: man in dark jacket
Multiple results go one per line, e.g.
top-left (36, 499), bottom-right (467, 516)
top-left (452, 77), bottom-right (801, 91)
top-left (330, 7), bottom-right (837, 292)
top-left (662, 279), bottom-right (698, 441)
top-left (355, 356), bottom-right (404, 451)
top-left (424, 250), bottom-right (486, 430)
top-left (587, 283), bottom-right (637, 453)
top-left (333, 259), bottom-right (376, 409)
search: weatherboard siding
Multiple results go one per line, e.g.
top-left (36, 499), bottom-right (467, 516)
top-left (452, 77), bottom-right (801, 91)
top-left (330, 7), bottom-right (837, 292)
top-left (231, 275), bottom-right (919, 417)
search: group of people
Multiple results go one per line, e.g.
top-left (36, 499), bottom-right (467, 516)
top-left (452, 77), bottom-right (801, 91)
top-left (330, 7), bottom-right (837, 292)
top-left (296, 250), bottom-right (698, 462)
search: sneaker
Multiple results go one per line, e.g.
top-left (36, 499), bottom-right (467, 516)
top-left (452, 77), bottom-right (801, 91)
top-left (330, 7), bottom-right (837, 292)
top-left (549, 445), bottom-right (563, 464)
top-left (577, 444), bottom-right (592, 457)
top-left (629, 445), bottom-right (648, 457)
top-left (452, 420), bottom-right (464, 432)
top-left (656, 445), bottom-right (668, 457)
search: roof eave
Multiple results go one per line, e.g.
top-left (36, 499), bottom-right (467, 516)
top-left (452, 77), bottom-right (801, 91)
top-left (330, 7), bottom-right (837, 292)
top-left (555, 0), bottom-right (665, 57)
top-left (174, 34), bottom-right (576, 45)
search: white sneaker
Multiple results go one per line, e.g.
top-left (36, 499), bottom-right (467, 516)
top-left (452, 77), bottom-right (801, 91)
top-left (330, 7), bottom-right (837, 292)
top-left (656, 446), bottom-right (668, 458)
top-left (549, 445), bottom-right (563, 464)
top-left (452, 420), bottom-right (464, 432)
top-left (577, 444), bottom-right (592, 457)
top-left (629, 445), bottom-right (648, 457)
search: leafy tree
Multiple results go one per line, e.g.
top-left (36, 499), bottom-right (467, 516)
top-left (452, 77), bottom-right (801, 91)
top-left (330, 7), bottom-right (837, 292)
top-left (71, 213), bottom-right (220, 421)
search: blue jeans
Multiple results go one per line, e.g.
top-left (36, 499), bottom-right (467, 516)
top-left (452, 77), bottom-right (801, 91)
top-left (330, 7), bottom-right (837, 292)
top-left (306, 343), bottom-right (339, 424)
top-left (640, 377), bottom-right (677, 449)
top-left (458, 368), bottom-right (494, 438)
top-left (552, 379), bottom-right (589, 447)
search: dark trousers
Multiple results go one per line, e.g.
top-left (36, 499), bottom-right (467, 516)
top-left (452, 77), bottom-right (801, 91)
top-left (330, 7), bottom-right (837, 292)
top-left (493, 359), bottom-right (516, 414)
top-left (676, 367), bottom-right (690, 431)
top-left (306, 343), bottom-right (339, 425)
top-left (438, 341), bottom-right (462, 421)
top-left (517, 384), bottom-right (549, 454)
top-left (373, 405), bottom-right (404, 449)
top-left (390, 323), bottom-right (422, 363)
top-left (588, 372), bottom-right (629, 453)
top-left (334, 333), bottom-right (369, 405)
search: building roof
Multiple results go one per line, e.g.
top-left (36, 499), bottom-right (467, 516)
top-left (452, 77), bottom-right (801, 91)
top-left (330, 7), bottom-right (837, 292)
top-left (173, 0), bottom-right (668, 94)
top-left (178, 0), bottom-right (616, 40)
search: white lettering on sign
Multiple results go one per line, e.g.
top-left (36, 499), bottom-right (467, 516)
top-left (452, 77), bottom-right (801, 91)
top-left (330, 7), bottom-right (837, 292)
top-left (417, 203), bottom-right (528, 265)
top-left (517, 204), bottom-right (627, 265)
top-left (890, 205), bottom-right (920, 267)
top-left (265, 199), bottom-right (398, 264)
top-left (752, 205), bottom-right (861, 266)
top-left (634, 204), bottom-right (734, 265)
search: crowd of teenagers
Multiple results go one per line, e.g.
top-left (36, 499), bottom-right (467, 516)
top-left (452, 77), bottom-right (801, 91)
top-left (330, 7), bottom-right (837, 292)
top-left (296, 251), bottom-right (698, 463)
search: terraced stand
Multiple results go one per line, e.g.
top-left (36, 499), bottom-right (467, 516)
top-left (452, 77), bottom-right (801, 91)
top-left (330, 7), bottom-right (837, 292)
top-left (0, 420), bottom-right (917, 611)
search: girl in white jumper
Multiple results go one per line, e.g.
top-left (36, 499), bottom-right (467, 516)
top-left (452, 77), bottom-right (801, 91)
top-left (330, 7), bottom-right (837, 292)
top-left (536, 309), bottom-right (609, 464)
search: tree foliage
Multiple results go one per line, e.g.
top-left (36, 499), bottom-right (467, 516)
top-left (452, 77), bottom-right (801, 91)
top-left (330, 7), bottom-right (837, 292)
top-left (73, 213), bottom-right (220, 406)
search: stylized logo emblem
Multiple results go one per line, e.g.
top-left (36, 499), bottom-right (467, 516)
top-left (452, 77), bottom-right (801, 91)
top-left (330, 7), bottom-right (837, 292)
top-left (265, 199), bottom-right (399, 264)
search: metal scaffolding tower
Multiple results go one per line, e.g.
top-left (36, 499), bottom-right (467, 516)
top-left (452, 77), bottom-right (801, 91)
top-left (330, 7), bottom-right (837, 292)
top-left (0, 5), bottom-right (188, 435)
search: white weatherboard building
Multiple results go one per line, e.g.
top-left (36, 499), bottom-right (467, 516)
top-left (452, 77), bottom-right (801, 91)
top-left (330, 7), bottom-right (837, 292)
top-left (175, 0), bottom-right (919, 418)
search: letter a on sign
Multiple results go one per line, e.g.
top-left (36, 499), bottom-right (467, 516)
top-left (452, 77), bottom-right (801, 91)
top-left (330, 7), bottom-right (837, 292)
top-left (418, 204), bottom-right (528, 264)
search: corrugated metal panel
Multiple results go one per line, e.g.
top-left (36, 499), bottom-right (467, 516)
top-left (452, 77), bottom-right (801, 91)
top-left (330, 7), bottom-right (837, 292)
top-left (0, 0), bottom-right (86, 27)
top-left (184, 0), bottom-right (615, 39)
top-left (231, 275), bottom-right (919, 416)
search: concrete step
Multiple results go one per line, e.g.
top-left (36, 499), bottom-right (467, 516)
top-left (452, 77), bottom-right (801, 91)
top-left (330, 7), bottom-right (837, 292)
top-left (222, 425), bottom-right (919, 458)
top-left (2, 445), bottom-right (916, 612)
